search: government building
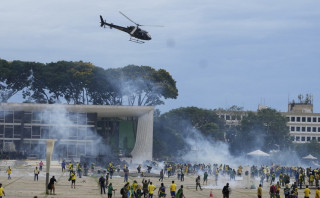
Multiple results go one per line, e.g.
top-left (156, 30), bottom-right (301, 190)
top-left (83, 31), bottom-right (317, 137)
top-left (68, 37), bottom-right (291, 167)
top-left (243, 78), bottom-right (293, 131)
top-left (0, 103), bottom-right (154, 162)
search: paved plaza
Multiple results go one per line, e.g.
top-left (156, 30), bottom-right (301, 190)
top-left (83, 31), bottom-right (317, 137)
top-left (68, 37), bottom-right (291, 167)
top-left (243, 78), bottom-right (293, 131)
top-left (0, 160), bottom-right (315, 197)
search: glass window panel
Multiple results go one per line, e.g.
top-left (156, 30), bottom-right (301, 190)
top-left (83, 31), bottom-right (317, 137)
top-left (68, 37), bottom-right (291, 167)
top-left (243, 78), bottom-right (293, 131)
top-left (14, 125), bottom-right (21, 138)
top-left (24, 112), bottom-right (32, 123)
top-left (5, 111), bottom-right (13, 123)
top-left (24, 127), bottom-right (31, 138)
top-left (0, 111), bottom-right (4, 123)
top-left (5, 126), bottom-right (13, 138)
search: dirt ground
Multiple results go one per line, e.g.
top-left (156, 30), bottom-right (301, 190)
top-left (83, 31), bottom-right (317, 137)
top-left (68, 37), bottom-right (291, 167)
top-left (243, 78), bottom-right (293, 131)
top-left (0, 161), bottom-right (314, 197)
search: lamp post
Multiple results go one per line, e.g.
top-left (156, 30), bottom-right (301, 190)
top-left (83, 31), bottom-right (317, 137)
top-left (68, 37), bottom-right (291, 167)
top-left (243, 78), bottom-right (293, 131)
top-left (46, 139), bottom-right (55, 195)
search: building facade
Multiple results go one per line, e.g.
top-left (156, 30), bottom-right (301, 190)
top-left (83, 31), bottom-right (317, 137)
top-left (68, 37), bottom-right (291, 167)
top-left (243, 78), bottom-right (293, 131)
top-left (0, 103), bottom-right (154, 162)
top-left (282, 103), bottom-right (320, 143)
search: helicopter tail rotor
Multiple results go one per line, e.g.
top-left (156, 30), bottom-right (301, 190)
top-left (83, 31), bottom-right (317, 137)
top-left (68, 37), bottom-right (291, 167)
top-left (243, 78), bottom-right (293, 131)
top-left (99, 15), bottom-right (106, 28)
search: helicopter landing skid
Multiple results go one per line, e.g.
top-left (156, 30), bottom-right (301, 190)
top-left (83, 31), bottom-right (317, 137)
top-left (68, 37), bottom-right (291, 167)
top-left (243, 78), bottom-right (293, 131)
top-left (129, 37), bottom-right (144, 44)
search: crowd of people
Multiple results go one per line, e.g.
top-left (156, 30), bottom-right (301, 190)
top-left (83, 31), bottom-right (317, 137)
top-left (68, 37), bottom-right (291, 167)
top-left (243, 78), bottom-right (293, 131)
top-left (3, 159), bottom-right (320, 197)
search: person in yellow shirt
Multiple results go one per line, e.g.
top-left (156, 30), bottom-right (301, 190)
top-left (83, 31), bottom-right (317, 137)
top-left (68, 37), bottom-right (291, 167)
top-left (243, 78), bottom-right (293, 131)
top-left (170, 180), bottom-right (176, 198)
top-left (6, 166), bottom-right (12, 180)
top-left (316, 187), bottom-right (320, 198)
top-left (257, 184), bottom-right (262, 198)
top-left (148, 182), bottom-right (156, 198)
top-left (71, 171), bottom-right (76, 189)
top-left (304, 185), bottom-right (311, 198)
top-left (0, 183), bottom-right (6, 198)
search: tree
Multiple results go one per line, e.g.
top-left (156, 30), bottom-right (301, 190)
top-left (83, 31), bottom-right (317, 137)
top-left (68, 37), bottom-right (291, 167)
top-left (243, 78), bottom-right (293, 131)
top-left (0, 59), bottom-right (32, 102)
top-left (230, 108), bottom-right (290, 155)
top-left (153, 107), bottom-right (225, 158)
top-left (114, 65), bottom-right (178, 106)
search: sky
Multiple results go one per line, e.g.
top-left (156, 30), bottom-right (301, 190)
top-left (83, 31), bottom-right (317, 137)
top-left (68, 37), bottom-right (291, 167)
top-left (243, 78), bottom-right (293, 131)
top-left (0, 0), bottom-right (320, 113)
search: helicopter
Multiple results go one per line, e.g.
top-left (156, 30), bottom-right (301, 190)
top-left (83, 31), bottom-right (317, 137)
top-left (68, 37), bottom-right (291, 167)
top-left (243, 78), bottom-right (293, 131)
top-left (100, 12), bottom-right (162, 44)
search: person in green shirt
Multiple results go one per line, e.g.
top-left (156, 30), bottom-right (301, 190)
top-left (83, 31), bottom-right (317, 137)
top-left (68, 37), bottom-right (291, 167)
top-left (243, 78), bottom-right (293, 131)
top-left (107, 183), bottom-right (116, 198)
top-left (203, 171), bottom-right (208, 185)
top-left (175, 185), bottom-right (185, 198)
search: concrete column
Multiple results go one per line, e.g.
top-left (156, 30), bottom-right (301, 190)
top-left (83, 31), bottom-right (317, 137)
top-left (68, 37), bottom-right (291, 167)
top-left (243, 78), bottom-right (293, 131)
top-left (130, 110), bottom-right (154, 163)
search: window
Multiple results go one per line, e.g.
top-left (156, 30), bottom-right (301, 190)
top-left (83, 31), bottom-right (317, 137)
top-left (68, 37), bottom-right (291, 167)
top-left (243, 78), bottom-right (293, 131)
top-left (4, 126), bottom-right (13, 138)
top-left (297, 117), bottom-right (301, 122)
top-left (296, 127), bottom-right (301, 132)
top-left (318, 117), bottom-right (320, 123)
top-left (312, 137), bottom-right (316, 141)
top-left (0, 125), bottom-right (4, 138)
top-left (307, 137), bottom-right (311, 141)
top-left (302, 136), bottom-right (306, 141)
top-left (307, 127), bottom-right (311, 132)
top-left (14, 111), bottom-right (23, 123)
top-left (318, 127), bottom-right (320, 132)
top-left (296, 136), bottom-right (300, 141)
top-left (41, 127), bottom-right (49, 139)
top-left (291, 117), bottom-right (295, 122)
top-left (32, 126), bottom-right (40, 139)
top-left (32, 112), bottom-right (41, 124)
top-left (24, 112), bottom-right (32, 123)
top-left (23, 127), bottom-right (31, 138)
top-left (318, 137), bottom-right (320, 142)
top-left (14, 126), bottom-right (21, 138)
top-left (5, 111), bottom-right (13, 123)
top-left (307, 117), bottom-right (311, 122)
top-left (0, 111), bottom-right (4, 123)
top-left (313, 117), bottom-right (317, 122)
top-left (226, 115), bottom-right (230, 120)
top-left (313, 127), bottom-right (317, 132)
top-left (290, 126), bottom-right (295, 132)
top-left (302, 127), bottom-right (306, 132)
top-left (302, 117), bottom-right (306, 122)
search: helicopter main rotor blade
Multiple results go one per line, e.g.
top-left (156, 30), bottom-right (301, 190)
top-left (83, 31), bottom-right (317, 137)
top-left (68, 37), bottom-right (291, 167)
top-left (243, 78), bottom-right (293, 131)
top-left (139, 25), bottom-right (164, 27)
top-left (119, 11), bottom-right (139, 26)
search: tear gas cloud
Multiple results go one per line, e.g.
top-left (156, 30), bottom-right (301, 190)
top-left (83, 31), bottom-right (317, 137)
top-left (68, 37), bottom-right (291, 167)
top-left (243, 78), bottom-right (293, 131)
top-left (178, 122), bottom-right (307, 167)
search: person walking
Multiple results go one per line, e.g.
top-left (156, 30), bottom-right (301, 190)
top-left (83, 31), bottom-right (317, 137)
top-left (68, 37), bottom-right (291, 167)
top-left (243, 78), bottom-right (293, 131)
top-left (34, 167), bottom-right (40, 181)
top-left (170, 180), bottom-right (176, 198)
top-left (304, 185), bottom-right (311, 198)
top-left (99, 175), bottom-right (106, 194)
top-left (175, 185), bottom-right (185, 198)
top-left (316, 187), bottom-right (320, 198)
top-left (222, 183), bottom-right (230, 198)
top-left (107, 183), bottom-right (116, 198)
top-left (181, 169), bottom-right (184, 182)
top-left (159, 169), bottom-right (164, 182)
top-left (203, 171), bottom-right (208, 185)
top-left (284, 184), bottom-right (290, 198)
top-left (269, 184), bottom-right (276, 198)
top-left (71, 171), bottom-right (76, 189)
top-left (196, 175), bottom-right (202, 191)
top-left (124, 167), bottom-right (129, 182)
top-left (49, 176), bottom-right (57, 195)
top-left (6, 166), bottom-right (12, 180)
top-left (61, 160), bottom-right (66, 172)
top-left (158, 183), bottom-right (166, 198)
top-left (39, 161), bottom-right (44, 171)
top-left (0, 183), bottom-right (6, 198)
top-left (148, 182), bottom-right (156, 198)
top-left (257, 184), bottom-right (262, 198)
